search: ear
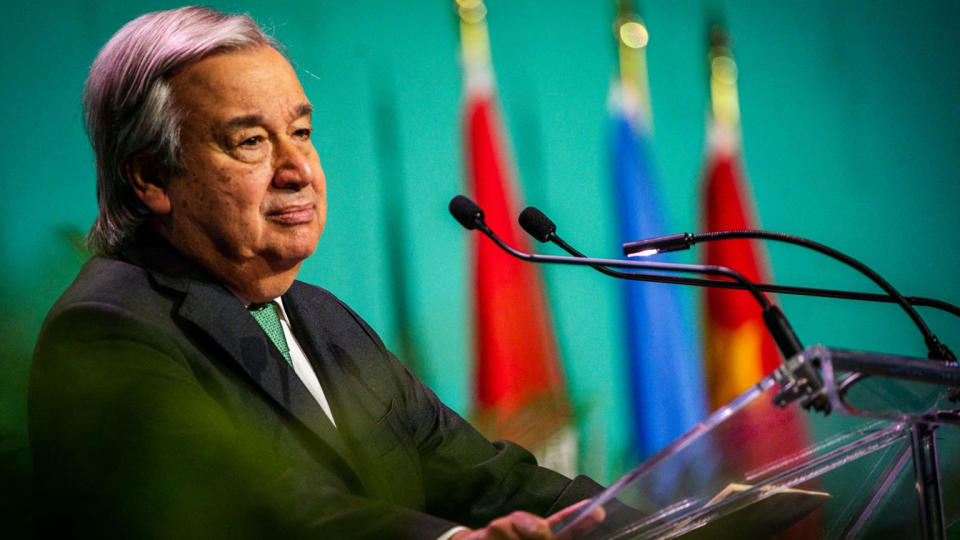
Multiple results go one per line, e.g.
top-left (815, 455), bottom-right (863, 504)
top-left (127, 154), bottom-right (172, 215)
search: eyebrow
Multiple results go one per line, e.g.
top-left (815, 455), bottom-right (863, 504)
top-left (222, 103), bottom-right (313, 131)
top-left (223, 114), bottom-right (264, 131)
top-left (294, 103), bottom-right (313, 118)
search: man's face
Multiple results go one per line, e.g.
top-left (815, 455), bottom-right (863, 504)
top-left (160, 45), bottom-right (326, 273)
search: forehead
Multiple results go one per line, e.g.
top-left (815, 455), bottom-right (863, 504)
top-left (169, 45), bottom-right (308, 121)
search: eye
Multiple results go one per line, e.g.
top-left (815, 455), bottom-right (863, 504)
top-left (293, 128), bottom-right (312, 140)
top-left (238, 135), bottom-right (264, 147)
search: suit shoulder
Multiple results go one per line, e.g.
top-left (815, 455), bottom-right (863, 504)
top-left (37, 256), bottom-right (181, 349)
top-left (48, 256), bottom-right (158, 314)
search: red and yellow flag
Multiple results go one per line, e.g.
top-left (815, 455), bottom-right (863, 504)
top-left (701, 128), bottom-right (781, 410)
top-left (700, 29), bottom-right (821, 538)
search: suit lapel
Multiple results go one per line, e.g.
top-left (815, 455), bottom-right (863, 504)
top-left (282, 283), bottom-right (390, 422)
top-left (178, 281), bottom-right (360, 479)
top-left (283, 283), bottom-right (400, 497)
top-left (126, 240), bottom-right (361, 489)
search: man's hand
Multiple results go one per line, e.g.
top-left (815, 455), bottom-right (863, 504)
top-left (451, 499), bottom-right (605, 540)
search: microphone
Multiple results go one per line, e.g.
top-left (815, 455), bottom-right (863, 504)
top-left (623, 229), bottom-right (957, 363)
top-left (517, 205), bottom-right (557, 242)
top-left (451, 195), bottom-right (809, 375)
top-left (449, 195), bottom-right (484, 230)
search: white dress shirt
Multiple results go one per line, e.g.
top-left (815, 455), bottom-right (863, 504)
top-left (273, 298), bottom-right (336, 426)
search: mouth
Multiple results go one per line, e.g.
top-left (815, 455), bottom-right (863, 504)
top-left (266, 203), bottom-right (315, 225)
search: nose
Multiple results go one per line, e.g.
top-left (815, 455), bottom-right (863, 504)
top-left (272, 136), bottom-right (314, 189)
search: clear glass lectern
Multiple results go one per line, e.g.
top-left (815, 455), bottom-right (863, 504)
top-left (555, 346), bottom-right (960, 539)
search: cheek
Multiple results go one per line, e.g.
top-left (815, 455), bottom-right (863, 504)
top-left (169, 166), bottom-right (264, 234)
top-left (179, 176), bottom-right (225, 214)
top-left (206, 164), bottom-right (266, 210)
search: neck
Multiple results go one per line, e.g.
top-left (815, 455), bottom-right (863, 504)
top-left (215, 261), bottom-right (300, 304)
top-left (152, 226), bottom-right (302, 304)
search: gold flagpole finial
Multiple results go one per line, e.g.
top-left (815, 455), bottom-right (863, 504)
top-left (457, 0), bottom-right (491, 68)
top-left (614, 0), bottom-right (652, 125)
top-left (708, 23), bottom-right (740, 129)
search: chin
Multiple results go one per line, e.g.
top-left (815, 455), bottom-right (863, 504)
top-left (264, 226), bottom-right (322, 262)
top-left (269, 240), bottom-right (319, 268)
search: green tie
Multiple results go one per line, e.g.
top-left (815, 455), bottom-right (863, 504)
top-left (249, 302), bottom-right (292, 365)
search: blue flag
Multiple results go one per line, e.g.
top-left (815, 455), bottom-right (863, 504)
top-left (610, 87), bottom-right (708, 461)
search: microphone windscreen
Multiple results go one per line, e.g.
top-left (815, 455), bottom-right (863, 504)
top-left (518, 207), bottom-right (556, 242)
top-left (449, 195), bottom-right (484, 230)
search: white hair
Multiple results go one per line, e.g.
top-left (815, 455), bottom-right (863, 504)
top-left (83, 6), bottom-right (279, 254)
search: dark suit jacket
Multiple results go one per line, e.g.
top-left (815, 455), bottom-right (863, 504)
top-left (29, 239), bottom-right (602, 539)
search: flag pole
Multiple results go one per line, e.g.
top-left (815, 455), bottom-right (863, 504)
top-left (708, 24), bottom-right (740, 132)
top-left (614, 0), bottom-right (652, 127)
top-left (456, 0), bottom-right (491, 73)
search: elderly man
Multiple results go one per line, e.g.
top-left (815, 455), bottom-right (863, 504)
top-left (29, 6), bottom-right (603, 539)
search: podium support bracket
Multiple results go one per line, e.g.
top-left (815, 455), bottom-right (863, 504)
top-left (911, 422), bottom-right (946, 540)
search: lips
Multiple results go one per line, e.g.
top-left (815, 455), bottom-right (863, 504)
top-left (266, 203), bottom-right (315, 225)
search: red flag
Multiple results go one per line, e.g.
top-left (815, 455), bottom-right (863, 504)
top-left (463, 76), bottom-right (572, 453)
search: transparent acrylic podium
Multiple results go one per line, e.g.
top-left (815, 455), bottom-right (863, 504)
top-left (555, 346), bottom-right (960, 539)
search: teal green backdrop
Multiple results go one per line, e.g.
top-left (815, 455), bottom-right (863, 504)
top-left (2, 0), bottom-right (958, 508)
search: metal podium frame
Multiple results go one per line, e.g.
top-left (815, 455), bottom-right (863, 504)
top-left (776, 346), bottom-right (960, 539)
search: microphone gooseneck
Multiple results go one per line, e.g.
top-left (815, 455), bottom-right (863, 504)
top-left (525, 206), bottom-right (960, 320)
top-left (517, 206), bottom-right (803, 359)
top-left (624, 229), bottom-right (957, 362)
top-left (448, 196), bottom-right (809, 361)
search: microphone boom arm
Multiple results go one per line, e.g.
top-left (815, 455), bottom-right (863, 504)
top-left (450, 194), bottom-right (807, 373)
top-left (553, 234), bottom-right (960, 319)
top-left (625, 229), bottom-right (956, 362)
top-left (473, 220), bottom-right (772, 308)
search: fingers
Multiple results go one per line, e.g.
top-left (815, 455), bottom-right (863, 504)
top-left (547, 499), bottom-right (606, 540)
top-left (462, 511), bottom-right (553, 539)
top-left (497, 511), bottom-right (551, 539)
top-left (457, 501), bottom-right (608, 540)
top-left (545, 499), bottom-right (593, 525)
